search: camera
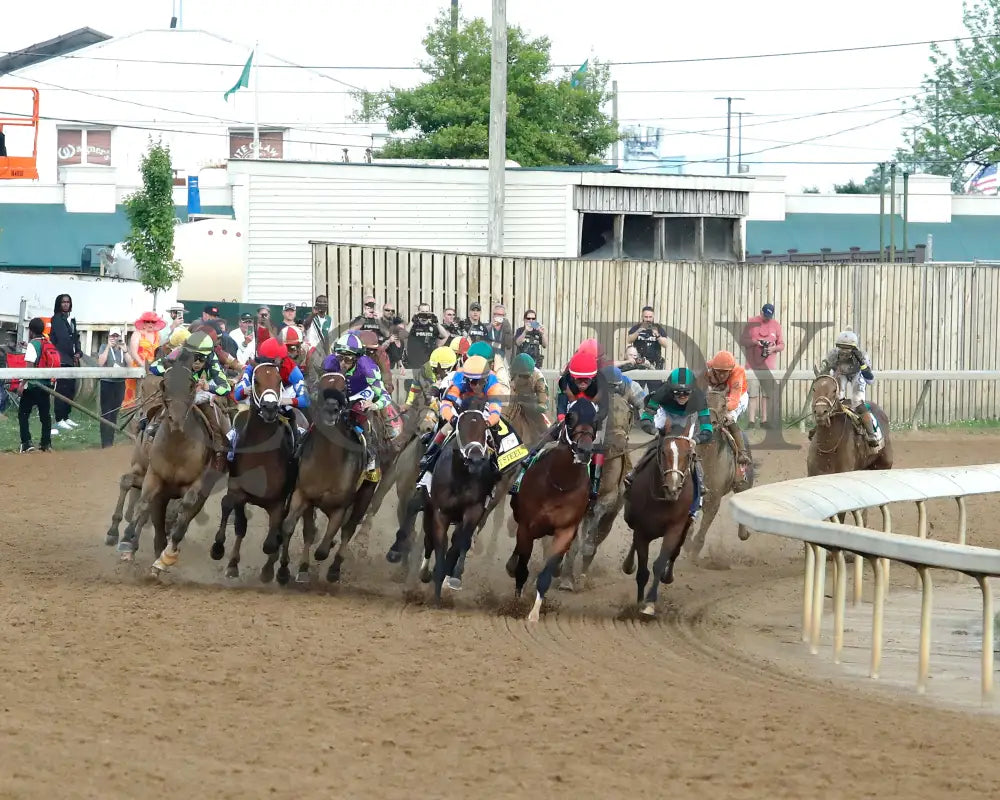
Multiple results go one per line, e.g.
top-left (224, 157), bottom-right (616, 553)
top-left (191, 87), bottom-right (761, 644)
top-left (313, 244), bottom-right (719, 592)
top-left (758, 339), bottom-right (771, 358)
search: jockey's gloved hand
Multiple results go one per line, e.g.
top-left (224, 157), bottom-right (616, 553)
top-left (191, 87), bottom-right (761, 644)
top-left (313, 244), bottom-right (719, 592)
top-left (195, 391), bottom-right (213, 404)
top-left (640, 418), bottom-right (656, 435)
top-left (697, 429), bottom-right (713, 444)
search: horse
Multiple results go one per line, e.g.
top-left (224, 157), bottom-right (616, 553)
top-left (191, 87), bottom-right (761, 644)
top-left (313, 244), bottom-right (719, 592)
top-left (118, 352), bottom-right (228, 574)
top-left (279, 371), bottom-right (379, 583)
top-left (558, 391), bottom-right (634, 592)
top-left (505, 400), bottom-right (597, 621)
top-left (210, 362), bottom-right (299, 583)
top-left (807, 375), bottom-right (893, 485)
top-left (419, 398), bottom-right (502, 601)
top-left (684, 388), bottom-right (756, 559)
top-left (621, 415), bottom-right (700, 618)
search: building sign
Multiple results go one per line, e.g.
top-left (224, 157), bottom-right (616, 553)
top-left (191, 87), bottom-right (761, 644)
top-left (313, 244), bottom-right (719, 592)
top-left (229, 130), bottom-right (283, 160)
top-left (57, 128), bottom-right (112, 166)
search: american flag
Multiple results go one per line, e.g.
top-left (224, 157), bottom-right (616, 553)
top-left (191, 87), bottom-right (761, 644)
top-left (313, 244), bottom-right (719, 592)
top-left (969, 163), bottom-right (999, 195)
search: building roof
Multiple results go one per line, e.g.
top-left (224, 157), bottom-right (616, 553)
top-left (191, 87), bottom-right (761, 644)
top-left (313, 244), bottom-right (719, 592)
top-left (747, 212), bottom-right (1000, 262)
top-left (0, 28), bottom-right (111, 76)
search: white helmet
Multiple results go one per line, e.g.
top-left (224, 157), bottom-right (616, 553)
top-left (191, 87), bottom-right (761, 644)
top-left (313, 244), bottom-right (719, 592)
top-left (835, 329), bottom-right (859, 349)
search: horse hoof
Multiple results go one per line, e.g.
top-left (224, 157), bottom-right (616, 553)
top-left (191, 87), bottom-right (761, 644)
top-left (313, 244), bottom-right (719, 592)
top-left (326, 563), bottom-right (341, 583)
top-left (660, 572), bottom-right (674, 585)
top-left (260, 565), bottom-right (274, 583)
top-left (120, 550), bottom-right (134, 563)
top-left (557, 577), bottom-right (575, 592)
top-left (314, 547), bottom-right (330, 562)
top-left (640, 602), bottom-right (656, 618)
top-left (150, 562), bottom-right (166, 577)
top-left (504, 553), bottom-right (518, 578)
top-left (117, 539), bottom-right (134, 554)
top-left (386, 547), bottom-right (403, 564)
top-left (444, 577), bottom-right (462, 591)
top-left (738, 525), bottom-right (751, 541)
top-left (210, 541), bottom-right (225, 560)
top-left (105, 531), bottom-right (119, 546)
top-left (262, 538), bottom-right (280, 557)
top-left (295, 570), bottom-right (310, 584)
top-left (225, 565), bottom-right (240, 579)
top-left (419, 567), bottom-right (432, 584)
top-left (276, 566), bottom-right (291, 586)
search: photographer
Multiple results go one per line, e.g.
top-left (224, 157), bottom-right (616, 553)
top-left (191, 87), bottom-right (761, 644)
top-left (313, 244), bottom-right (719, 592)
top-left (514, 309), bottom-right (547, 369)
top-left (97, 328), bottom-right (130, 448)
top-left (405, 303), bottom-right (449, 385)
top-left (441, 307), bottom-right (463, 343)
top-left (626, 305), bottom-right (669, 390)
top-left (740, 302), bottom-right (785, 428)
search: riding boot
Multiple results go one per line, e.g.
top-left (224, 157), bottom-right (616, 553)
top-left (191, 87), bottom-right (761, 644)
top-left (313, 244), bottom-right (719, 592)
top-left (623, 435), bottom-right (659, 489)
top-left (588, 453), bottom-right (605, 504)
top-left (509, 420), bottom-right (560, 495)
top-left (727, 420), bottom-right (752, 465)
top-left (856, 403), bottom-right (881, 446)
top-left (689, 460), bottom-right (705, 519)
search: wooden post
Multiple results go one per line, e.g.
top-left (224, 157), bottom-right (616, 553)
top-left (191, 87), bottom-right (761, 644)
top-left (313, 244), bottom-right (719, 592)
top-left (613, 214), bottom-right (624, 259)
top-left (695, 217), bottom-right (705, 260)
top-left (486, 0), bottom-right (507, 255)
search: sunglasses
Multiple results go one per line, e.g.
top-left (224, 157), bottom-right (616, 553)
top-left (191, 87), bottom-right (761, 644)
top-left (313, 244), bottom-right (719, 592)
top-left (674, 390), bottom-right (691, 397)
top-left (525, 317), bottom-right (536, 321)
top-left (383, 308), bottom-right (395, 313)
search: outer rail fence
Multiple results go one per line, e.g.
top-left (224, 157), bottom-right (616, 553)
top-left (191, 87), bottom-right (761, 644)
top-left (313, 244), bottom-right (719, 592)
top-left (729, 465), bottom-right (1000, 704)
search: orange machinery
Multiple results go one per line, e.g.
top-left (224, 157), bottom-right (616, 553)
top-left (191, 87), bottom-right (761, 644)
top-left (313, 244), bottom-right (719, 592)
top-left (0, 86), bottom-right (39, 180)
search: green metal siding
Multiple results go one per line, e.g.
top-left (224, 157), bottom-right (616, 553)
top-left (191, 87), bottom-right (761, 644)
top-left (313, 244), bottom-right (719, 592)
top-left (0, 203), bottom-right (234, 270)
top-left (746, 213), bottom-right (1000, 262)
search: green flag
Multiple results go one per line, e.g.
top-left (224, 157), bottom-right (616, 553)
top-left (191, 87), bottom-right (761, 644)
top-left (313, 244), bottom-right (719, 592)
top-left (570, 59), bottom-right (588, 88)
top-left (224, 50), bottom-right (254, 101)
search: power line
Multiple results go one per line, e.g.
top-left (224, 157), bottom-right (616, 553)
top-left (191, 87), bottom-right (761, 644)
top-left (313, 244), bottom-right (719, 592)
top-left (0, 33), bottom-right (985, 71)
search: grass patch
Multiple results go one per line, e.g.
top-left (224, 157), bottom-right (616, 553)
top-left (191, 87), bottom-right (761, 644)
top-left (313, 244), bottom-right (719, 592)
top-left (0, 400), bottom-right (131, 453)
top-left (916, 418), bottom-right (1000, 433)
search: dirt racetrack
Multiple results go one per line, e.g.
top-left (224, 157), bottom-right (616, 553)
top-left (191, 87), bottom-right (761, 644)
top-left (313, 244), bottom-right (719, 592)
top-left (3, 431), bottom-right (1000, 798)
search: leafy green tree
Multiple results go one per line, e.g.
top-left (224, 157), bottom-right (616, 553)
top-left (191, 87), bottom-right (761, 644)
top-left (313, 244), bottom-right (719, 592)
top-left (802, 186), bottom-right (820, 193)
top-left (896, 0), bottom-right (1000, 189)
top-left (123, 141), bottom-right (182, 304)
top-left (355, 11), bottom-right (618, 166)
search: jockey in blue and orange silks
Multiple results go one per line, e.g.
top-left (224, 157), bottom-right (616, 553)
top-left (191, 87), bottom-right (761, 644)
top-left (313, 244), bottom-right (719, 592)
top-left (229, 337), bottom-right (310, 461)
top-left (321, 332), bottom-right (393, 471)
top-left (415, 354), bottom-right (504, 479)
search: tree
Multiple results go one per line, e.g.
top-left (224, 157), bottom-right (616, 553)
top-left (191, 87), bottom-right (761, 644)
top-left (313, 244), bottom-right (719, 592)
top-left (354, 11), bottom-right (619, 166)
top-left (802, 186), bottom-right (820, 193)
top-left (123, 141), bottom-right (182, 306)
top-left (898, 0), bottom-right (1000, 190)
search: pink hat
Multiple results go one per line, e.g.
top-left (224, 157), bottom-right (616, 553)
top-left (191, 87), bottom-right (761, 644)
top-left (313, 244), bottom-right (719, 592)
top-left (135, 311), bottom-right (166, 330)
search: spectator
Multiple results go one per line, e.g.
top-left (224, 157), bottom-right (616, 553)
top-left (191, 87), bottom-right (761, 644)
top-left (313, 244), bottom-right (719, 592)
top-left (302, 294), bottom-right (332, 351)
top-left (251, 305), bottom-right (275, 345)
top-left (405, 303), bottom-right (449, 384)
top-left (626, 305), bottom-right (669, 370)
top-left (441, 307), bottom-right (463, 343)
top-left (228, 312), bottom-right (256, 365)
top-left (349, 295), bottom-right (383, 338)
top-left (278, 302), bottom-right (301, 335)
top-left (741, 302), bottom-right (786, 428)
top-left (484, 303), bottom-right (513, 361)
top-left (97, 328), bottom-right (129, 448)
top-left (201, 304), bottom-right (221, 324)
top-left (379, 300), bottom-right (406, 367)
top-left (49, 293), bottom-right (82, 430)
top-left (617, 345), bottom-right (653, 373)
top-left (129, 310), bottom-right (165, 368)
top-left (463, 302), bottom-right (488, 343)
top-left (514, 309), bottom-right (548, 368)
top-left (166, 302), bottom-right (186, 332)
top-left (18, 317), bottom-right (57, 452)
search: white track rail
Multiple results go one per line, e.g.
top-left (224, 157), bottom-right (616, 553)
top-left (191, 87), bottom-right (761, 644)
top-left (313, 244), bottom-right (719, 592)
top-left (729, 465), bottom-right (1000, 703)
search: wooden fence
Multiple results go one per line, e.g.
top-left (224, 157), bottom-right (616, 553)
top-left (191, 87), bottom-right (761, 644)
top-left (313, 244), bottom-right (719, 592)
top-left (311, 242), bottom-right (1000, 425)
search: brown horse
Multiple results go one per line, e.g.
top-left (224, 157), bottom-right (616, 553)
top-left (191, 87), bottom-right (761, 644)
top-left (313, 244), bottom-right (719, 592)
top-left (807, 375), bottom-right (893, 482)
top-left (211, 362), bottom-right (298, 583)
top-left (684, 388), bottom-right (756, 559)
top-left (420, 400), bottom-right (502, 601)
top-left (280, 371), bottom-right (378, 583)
top-left (119, 354), bottom-right (228, 574)
top-left (558, 391), bottom-right (635, 592)
top-left (622, 416), bottom-right (700, 617)
top-left (506, 399), bottom-right (597, 621)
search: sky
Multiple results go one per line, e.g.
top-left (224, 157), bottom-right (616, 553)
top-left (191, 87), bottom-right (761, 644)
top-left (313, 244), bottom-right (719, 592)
top-left (2, 0), bottom-right (971, 190)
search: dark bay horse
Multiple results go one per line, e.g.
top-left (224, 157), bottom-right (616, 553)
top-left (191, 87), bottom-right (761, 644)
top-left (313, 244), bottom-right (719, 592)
top-left (622, 416), bottom-right (699, 617)
top-left (506, 400), bottom-right (597, 622)
top-left (211, 362), bottom-right (297, 582)
top-left (119, 354), bottom-right (227, 575)
top-left (420, 400), bottom-right (501, 601)
top-left (685, 388), bottom-right (756, 559)
top-left (280, 372), bottom-right (378, 583)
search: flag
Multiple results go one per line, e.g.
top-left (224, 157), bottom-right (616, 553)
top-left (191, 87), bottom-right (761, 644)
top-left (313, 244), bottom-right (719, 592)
top-left (969, 163), bottom-right (999, 195)
top-left (570, 59), bottom-right (589, 88)
top-left (224, 50), bottom-right (254, 102)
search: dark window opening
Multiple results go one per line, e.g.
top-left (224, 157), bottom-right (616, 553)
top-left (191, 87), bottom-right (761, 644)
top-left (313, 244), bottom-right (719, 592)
top-left (580, 213), bottom-right (616, 257)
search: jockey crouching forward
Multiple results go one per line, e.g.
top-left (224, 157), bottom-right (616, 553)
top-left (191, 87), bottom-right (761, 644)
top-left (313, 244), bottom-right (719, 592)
top-left (402, 345), bottom-right (457, 414)
top-left (508, 353), bottom-right (550, 414)
top-left (814, 329), bottom-right (881, 447)
top-left (148, 331), bottom-right (233, 471)
top-left (629, 367), bottom-right (713, 516)
top-left (355, 328), bottom-right (403, 442)
top-left (229, 338), bottom-right (311, 462)
top-left (704, 350), bottom-right (752, 467)
top-left (416, 354), bottom-right (504, 480)
top-left (321, 333), bottom-right (393, 471)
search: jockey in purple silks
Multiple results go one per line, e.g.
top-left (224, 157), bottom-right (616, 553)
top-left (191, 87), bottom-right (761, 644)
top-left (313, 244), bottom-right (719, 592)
top-left (321, 332), bottom-right (392, 471)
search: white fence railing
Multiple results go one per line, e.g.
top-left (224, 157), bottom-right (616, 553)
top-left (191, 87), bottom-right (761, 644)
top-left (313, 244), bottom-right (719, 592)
top-left (729, 465), bottom-right (1000, 703)
top-left (0, 367), bottom-right (147, 379)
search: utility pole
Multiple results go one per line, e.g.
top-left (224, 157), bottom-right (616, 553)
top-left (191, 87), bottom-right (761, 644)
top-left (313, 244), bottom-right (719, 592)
top-left (715, 96), bottom-right (744, 175)
top-left (878, 162), bottom-right (886, 261)
top-left (451, 0), bottom-right (459, 74)
top-left (736, 111), bottom-right (752, 173)
top-left (487, 0), bottom-right (507, 255)
top-left (611, 80), bottom-right (619, 169)
top-left (889, 162), bottom-right (897, 263)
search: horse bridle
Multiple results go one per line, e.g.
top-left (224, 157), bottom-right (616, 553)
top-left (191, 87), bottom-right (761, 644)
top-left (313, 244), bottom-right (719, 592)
top-left (456, 409), bottom-right (490, 460)
top-left (653, 429), bottom-right (697, 500)
top-left (251, 363), bottom-right (281, 414)
top-left (560, 417), bottom-right (595, 464)
top-left (811, 375), bottom-right (841, 419)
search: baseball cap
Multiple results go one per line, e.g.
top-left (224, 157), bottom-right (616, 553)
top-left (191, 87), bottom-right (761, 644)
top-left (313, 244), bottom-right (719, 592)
top-left (203, 304), bottom-right (220, 316)
top-left (167, 302), bottom-right (185, 313)
top-left (239, 312), bottom-right (253, 322)
top-left (469, 302), bottom-right (482, 311)
top-left (283, 302), bottom-right (297, 311)
top-left (109, 327), bottom-right (123, 338)
top-left (762, 303), bottom-right (775, 317)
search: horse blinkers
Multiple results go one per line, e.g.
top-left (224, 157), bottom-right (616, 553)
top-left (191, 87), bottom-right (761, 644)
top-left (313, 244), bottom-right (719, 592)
top-left (318, 372), bottom-right (348, 426)
top-left (252, 363), bottom-right (281, 423)
top-left (563, 411), bottom-right (595, 464)
top-left (456, 410), bottom-right (490, 470)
